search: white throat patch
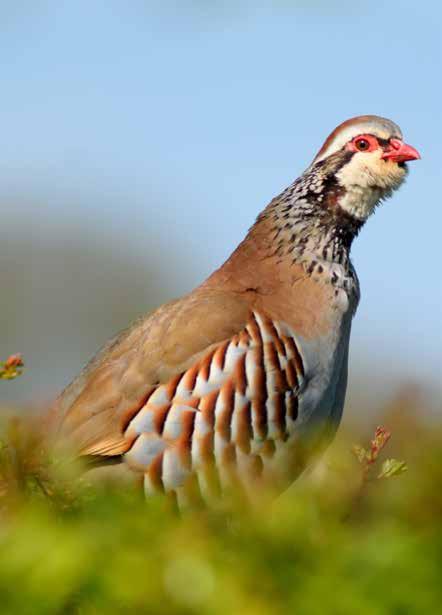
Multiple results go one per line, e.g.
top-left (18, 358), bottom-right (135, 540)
top-left (335, 150), bottom-right (407, 220)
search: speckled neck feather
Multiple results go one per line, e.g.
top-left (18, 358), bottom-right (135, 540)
top-left (253, 151), bottom-right (366, 284)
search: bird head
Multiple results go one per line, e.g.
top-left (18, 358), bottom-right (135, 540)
top-left (308, 115), bottom-right (420, 221)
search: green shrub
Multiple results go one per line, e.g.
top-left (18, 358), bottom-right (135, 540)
top-left (0, 357), bottom-right (440, 614)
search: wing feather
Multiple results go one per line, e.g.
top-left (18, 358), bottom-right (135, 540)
top-left (51, 288), bottom-right (252, 456)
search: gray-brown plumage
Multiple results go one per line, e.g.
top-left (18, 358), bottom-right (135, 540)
top-left (50, 115), bottom-right (420, 507)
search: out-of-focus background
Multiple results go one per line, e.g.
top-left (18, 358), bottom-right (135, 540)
top-left (0, 6), bottom-right (441, 613)
top-left (0, 2), bottom-right (440, 418)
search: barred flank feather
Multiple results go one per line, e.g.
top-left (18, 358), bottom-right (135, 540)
top-left (123, 311), bottom-right (305, 505)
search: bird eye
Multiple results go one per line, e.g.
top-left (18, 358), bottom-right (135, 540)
top-left (355, 138), bottom-right (370, 151)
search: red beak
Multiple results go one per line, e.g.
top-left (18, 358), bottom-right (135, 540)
top-left (382, 138), bottom-right (421, 163)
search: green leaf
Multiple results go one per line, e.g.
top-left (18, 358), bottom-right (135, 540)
top-left (377, 458), bottom-right (408, 479)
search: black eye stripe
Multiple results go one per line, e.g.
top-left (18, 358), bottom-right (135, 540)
top-left (377, 137), bottom-right (391, 147)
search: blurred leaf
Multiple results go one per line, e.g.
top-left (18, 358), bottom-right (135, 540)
top-left (0, 354), bottom-right (24, 381)
top-left (351, 444), bottom-right (367, 464)
top-left (378, 458), bottom-right (408, 479)
top-left (0, 394), bottom-right (438, 613)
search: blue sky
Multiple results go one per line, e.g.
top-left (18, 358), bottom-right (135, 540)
top-left (0, 2), bottom-right (440, 408)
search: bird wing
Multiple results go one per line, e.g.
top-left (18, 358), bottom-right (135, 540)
top-left (52, 286), bottom-right (306, 498)
top-left (53, 287), bottom-right (253, 457)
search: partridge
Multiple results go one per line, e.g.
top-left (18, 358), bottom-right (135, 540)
top-left (51, 116), bottom-right (420, 507)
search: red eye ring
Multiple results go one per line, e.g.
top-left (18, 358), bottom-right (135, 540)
top-left (348, 134), bottom-right (379, 154)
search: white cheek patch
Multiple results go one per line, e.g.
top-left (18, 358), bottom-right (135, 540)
top-left (336, 152), bottom-right (378, 188)
top-left (335, 152), bottom-right (406, 220)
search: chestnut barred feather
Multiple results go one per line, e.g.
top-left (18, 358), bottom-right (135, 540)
top-left (122, 311), bottom-right (305, 504)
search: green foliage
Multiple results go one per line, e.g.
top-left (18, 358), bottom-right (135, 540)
top-left (352, 426), bottom-right (407, 482)
top-left (0, 369), bottom-right (440, 614)
top-left (377, 458), bottom-right (408, 479)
